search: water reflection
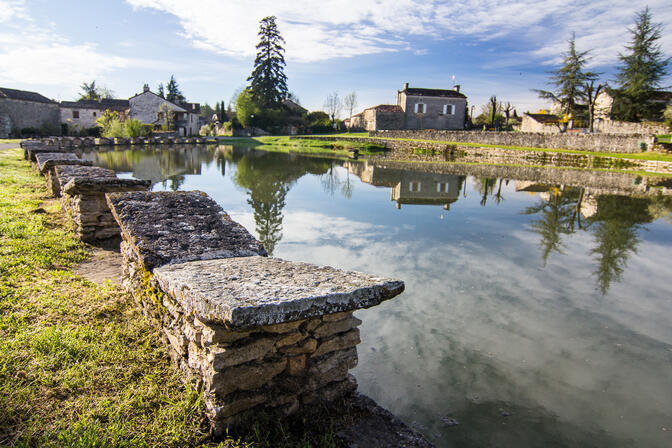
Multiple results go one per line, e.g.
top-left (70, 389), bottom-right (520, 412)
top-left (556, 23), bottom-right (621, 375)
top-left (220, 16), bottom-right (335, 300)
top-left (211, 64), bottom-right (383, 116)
top-left (84, 144), bottom-right (672, 447)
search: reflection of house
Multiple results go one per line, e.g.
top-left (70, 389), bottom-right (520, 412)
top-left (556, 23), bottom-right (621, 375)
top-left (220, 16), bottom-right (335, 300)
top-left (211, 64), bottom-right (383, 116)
top-left (0, 86), bottom-right (59, 138)
top-left (392, 171), bottom-right (461, 209)
top-left (520, 113), bottom-right (561, 133)
top-left (60, 99), bottom-right (130, 131)
top-left (345, 160), bottom-right (463, 209)
top-left (129, 85), bottom-right (200, 136)
top-left (348, 83), bottom-right (467, 131)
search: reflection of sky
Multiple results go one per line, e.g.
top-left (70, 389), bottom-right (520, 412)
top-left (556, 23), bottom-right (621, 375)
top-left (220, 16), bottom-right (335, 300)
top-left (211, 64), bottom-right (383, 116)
top-left (92, 148), bottom-right (672, 448)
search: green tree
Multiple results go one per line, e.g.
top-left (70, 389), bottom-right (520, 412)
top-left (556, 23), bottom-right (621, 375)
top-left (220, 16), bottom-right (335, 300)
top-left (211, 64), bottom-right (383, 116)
top-left (247, 16), bottom-right (288, 107)
top-left (157, 83), bottom-right (165, 98)
top-left (611, 7), bottom-right (670, 121)
top-left (534, 33), bottom-right (598, 118)
top-left (166, 75), bottom-right (185, 103)
top-left (79, 81), bottom-right (101, 101)
top-left (236, 89), bottom-right (261, 128)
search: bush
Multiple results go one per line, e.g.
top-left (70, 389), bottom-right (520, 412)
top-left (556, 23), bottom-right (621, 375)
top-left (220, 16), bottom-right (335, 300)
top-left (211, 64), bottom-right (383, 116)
top-left (125, 119), bottom-right (143, 138)
top-left (199, 124), bottom-right (211, 136)
top-left (20, 127), bottom-right (39, 136)
top-left (307, 111), bottom-right (332, 133)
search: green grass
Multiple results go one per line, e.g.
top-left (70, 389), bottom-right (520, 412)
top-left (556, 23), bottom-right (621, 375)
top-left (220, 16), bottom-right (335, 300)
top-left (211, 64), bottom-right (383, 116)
top-left (657, 134), bottom-right (672, 144)
top-left (226, 136), bottom-right (386, 156)
top-left (0, 146), bottom-right (345, 448)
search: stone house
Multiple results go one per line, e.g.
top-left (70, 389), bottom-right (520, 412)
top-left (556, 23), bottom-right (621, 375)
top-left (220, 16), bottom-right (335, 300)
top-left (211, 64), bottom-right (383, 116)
top-left (0, 86), bottom-right (60, 138)
top-left (591, 90), bottom-right (671, 134)
top-left (348, 83), bottom-right (468, 131)
top-left (60, 99), bottom-right (130, 132)
top-left (520, 113), bottom-right (561, 133)
top-left (129, 85), bottom-right (200, 136)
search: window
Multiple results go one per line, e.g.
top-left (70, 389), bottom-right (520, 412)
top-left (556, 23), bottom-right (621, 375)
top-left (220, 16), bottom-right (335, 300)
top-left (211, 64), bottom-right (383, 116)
top-left (93, 111), bottom-right (97, 117)
top-left (442, 104), bottom-right (455, 115)
top-left (437, 182), bottom-right (449, 193)
top-left (409, 181), bottom-right (421, 192)
top-left (414, 103), bottom-right (426, 114)
top-left (72, 110), bottom-right (79, 119)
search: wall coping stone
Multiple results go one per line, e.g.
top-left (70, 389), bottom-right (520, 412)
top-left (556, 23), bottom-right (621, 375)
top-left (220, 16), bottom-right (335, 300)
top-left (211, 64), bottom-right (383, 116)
top-left (106, 191), bottom-right (267, 270)
top-left (153, 257), bottom-right (405, 329)
top-left (34, 153), bottom-right (90, 174)
top-left (54, 165), bottom-right (117, 185)
top-left (25, 146), bottom-right (69, 162)
top-left (63, 177), bottom-right (151, 195)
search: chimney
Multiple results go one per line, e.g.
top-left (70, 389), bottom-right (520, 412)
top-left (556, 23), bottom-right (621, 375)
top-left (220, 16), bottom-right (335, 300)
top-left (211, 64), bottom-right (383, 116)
top-left (143, 84), bottom-right (150, 93)
top-left (453, 85), bottom-right (460, 93)
top-left (403, 82), bottom-right (409, 91)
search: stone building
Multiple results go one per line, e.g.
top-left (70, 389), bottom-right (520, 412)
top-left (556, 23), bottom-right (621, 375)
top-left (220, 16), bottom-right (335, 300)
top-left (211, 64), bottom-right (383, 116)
top-left (60, 99), bottom-right (130, 133)
top-left (0, 86), bottom-right (60, 138)
top-left (520, 113), bottom-right (561, 133)
top-left (129, 85), bottom-right (200, 136)
top-left (348, 83), bottom-right (467, 131)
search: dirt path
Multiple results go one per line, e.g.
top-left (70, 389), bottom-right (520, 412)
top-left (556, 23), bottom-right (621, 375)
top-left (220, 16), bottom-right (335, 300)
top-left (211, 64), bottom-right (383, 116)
top-left (73, 245), bottom-right (124, 286)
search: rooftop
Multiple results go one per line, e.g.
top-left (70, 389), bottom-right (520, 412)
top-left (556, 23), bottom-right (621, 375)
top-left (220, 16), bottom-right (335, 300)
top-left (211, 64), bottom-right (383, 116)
top-left (0, 87), bottom-right (56, 104)
top-left (60, 99), bottom-right (130, 110)
top-left (401, 87), bottom-right (466, 99)
top-left (525, 113), bottom-right (560, 124)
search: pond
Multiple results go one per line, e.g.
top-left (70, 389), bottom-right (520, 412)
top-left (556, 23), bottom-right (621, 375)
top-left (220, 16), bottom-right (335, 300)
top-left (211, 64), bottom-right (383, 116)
top-left (82, 144), bottom-right (672, 448)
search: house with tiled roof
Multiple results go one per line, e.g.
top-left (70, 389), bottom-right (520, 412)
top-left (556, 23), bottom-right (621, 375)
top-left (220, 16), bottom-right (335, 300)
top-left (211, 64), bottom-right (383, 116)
top-left (129, 85), bottom-right (200, 136)
top-left (520, 112), bottom-right (561, 133)
top-left (348, 83), bottom-right (468, 131)
top-left (0, 86), bottom-right (60, 138)
top-left (60, 98), bottom-right (130, 131)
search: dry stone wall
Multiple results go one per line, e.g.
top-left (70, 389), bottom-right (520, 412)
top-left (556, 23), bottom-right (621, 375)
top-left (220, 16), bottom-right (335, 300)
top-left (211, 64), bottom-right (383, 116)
top-left (370, 129), bottom-right (653, 153)
top-left (105, 190), bottom-right (405, 435)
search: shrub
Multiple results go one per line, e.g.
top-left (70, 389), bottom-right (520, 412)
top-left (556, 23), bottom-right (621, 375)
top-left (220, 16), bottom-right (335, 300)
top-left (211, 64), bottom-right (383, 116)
top-left (199, 124), bottom-right (211, 136)
top-left (20, 127), bottom-right (38, 136)
top-left (125, 118), bottom-right (143, 138)
top-left (141, 124), bottom-right (154, 137)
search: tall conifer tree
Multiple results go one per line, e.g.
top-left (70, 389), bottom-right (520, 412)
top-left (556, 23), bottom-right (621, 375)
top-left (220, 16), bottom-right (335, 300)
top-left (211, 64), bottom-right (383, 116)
top-left (247, 16), bottom-right (288, 107)
top-left (612, 7), bottom-right (670, 121)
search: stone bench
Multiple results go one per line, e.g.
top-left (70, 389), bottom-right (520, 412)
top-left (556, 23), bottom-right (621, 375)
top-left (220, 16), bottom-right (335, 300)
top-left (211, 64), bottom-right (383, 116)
top-left (23, 145), bottom-right (70, 162)
top-left (50, 165), bottom-right (117, 197)
top-left (61, 177), bottom-right (150, 242)
top-left (104, 190), bottom-right (405, 435)
top-left (33, 152), bottom-right (91, 175)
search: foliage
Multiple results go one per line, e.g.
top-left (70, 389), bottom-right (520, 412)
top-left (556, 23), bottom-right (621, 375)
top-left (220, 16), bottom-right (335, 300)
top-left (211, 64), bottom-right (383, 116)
top-left (664, 105), bottom-right (672, 126)
top-left (306, 111), bottom-right (332, 133)
top-left (159, 103), bottom-right (175, 131)
top-left (78, 80), bottom-right (114, 101)
top-left (166, 75), bottom-right (185, 103)
top-left (248, 16), bottom-right (288, 107)
top-left (125, 118), bottom-right (144, 138)
top-left (95, 110), bottom-right (125, 137)
top-left (157, 83), bottom-right (165, 98)
top-left (474, 99), bottom-right (504, 127)
top-left (236, 89), bottom-right (261, 128)
top-left (611, 7), bottom-right (671, 121)
top-left (534, 34), bottom-right (598, 118)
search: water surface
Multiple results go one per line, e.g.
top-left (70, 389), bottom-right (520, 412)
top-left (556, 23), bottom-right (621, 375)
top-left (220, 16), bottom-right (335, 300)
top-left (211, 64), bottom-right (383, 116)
top-left (83, 144), bottom-right (672, 447)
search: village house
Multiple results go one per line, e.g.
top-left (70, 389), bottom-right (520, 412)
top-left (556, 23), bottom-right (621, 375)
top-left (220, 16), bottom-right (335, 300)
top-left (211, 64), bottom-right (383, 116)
top-left (347, 83), bottom-right (468, 131)
top-left (59, 98), bottom-right (130, 133)
top-left (520, 112), bottom-right (562, 133)
top-left (129, 85), bottom-right (200, 136)
top-left (0, 86), bottom-right (60, 138)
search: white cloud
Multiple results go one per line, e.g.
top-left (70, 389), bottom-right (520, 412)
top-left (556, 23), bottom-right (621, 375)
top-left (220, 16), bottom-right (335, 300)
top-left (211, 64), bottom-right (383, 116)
top-left (126, 0), bottom-right (672, 66)
top-left (0, 1), bottom-right (129, 90)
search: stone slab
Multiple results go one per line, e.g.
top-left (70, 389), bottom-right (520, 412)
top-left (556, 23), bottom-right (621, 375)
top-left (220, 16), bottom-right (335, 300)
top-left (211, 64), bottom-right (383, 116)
top-left (24, 146), bottom-right (68, 162)
top-left (153, 257), bottom-right (404, 329)
top-left (54, 165), bottom-right (117, 185)
top-left (106, 191), bottom-right (267, 270)
top-left (63, 177), bottom-right (151, 195)
top-left (35, 152), bottom-right (87, 173)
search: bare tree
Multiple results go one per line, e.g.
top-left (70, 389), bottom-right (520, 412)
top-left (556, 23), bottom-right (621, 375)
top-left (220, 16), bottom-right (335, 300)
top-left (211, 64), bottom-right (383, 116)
top-left (343, 91), bottom-right (358, 128)
top-left (584, 81), bottom-right (604, 133)
top-left (324, 92), bottom-right (342, 124)
top-left (502, 102), bottom-right (514, 130)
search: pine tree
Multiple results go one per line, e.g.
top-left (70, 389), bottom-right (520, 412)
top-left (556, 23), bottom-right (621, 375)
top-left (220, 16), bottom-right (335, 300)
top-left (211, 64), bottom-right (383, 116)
top-left (157, 83), bottom-right (165, 98)
top-left (247, 16), bottom-right (288, 107)
top-left (166, 75), bottom-right (185, 103)
top-left (612, 7), bottom-right (670, 121)
top-left (534, 33), bottom-right (598, 118)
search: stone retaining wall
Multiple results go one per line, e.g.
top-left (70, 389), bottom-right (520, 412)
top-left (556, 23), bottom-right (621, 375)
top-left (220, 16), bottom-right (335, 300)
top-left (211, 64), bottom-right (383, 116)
top-left (369, 129), bottom-right (653, 153)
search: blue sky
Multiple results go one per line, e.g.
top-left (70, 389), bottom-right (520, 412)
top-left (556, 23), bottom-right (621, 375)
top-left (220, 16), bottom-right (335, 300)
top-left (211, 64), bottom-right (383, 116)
top-left (1, 0), bottom-right (670, 117)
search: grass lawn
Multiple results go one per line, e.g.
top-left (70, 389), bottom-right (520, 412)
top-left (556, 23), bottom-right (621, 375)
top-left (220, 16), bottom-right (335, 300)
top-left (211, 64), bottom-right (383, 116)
top-left (0, 147), bottom-right (338, 448)
top-left (225, 136), bottom-right (386, 156)
top-left (0, 139), bottom-right (23, 144)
